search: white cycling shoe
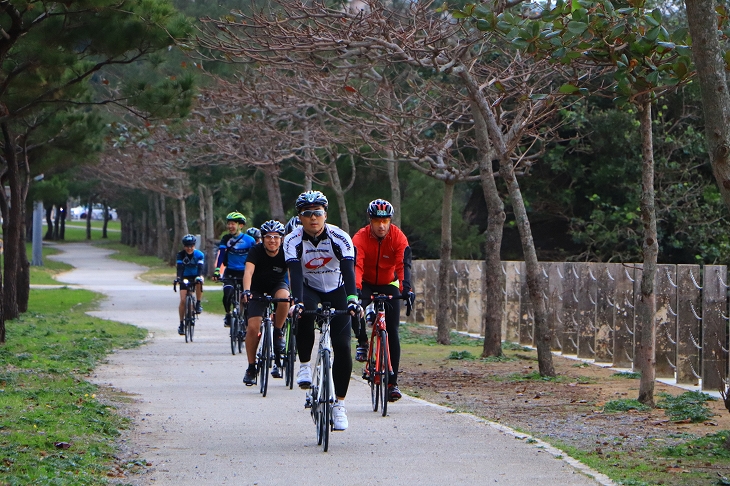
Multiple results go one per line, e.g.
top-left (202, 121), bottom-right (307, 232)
top-left (332, 403), bottom-right (348, 431)
top-left (296, 364), bottom-right (312, 388)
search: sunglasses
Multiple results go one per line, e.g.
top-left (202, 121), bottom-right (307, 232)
top-left (263, 234), bottom-right (282, 240)
top-left (300, 209), bottom-right (325, 218)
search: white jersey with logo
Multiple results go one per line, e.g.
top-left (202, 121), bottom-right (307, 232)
top-left (284, 223), bottom-right (355, 293)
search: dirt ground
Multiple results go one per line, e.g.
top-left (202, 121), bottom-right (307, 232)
top-left (396, 332), bottom-right (730, 484)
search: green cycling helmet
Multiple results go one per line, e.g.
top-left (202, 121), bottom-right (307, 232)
top-left (226, 211), bottom-right (246, 224)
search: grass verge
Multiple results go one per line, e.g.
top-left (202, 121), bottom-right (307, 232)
top-left (0, 288), bottom-right (147, 485)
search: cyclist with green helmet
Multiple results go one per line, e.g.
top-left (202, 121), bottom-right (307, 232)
top-left (213, 211), bottom-right (257, 328)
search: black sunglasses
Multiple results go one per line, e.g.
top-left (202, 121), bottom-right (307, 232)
top-left (300, 209), bottom-right (325, 218)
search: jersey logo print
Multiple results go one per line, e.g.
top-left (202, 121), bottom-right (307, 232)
top-left (305, 256), bottom-right (333, 269)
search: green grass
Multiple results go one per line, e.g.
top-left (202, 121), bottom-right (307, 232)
top-left (0, 287), bottom-right (147, 485)
top-left (603, 398), bottom-right (651, 413)
top-left (656, 391), bottom-right (716, 423)
top-left (612, 371), bottom-right (641, 379)
top-left (27, 245), bottom-right (73, 285)
top-left (45, 221), bottom-right (121, 244)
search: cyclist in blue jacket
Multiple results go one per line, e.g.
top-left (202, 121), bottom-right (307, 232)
top-left (212, 211), bottom-right (257, 328)
top-left (175, 234), bottom-right (205, 335)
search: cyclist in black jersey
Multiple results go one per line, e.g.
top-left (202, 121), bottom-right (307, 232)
top-left (242, 220), bottom-right (291, 385)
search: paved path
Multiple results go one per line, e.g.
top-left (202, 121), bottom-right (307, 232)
top-left (50, 243), bottom-right (612, 485)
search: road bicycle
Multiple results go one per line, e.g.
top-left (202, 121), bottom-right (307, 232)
top-left (282, 314), bottom-right (297, 389)
top-left (174, 278), bottom-right (200, 343)
top-left (363, 293), bottom-right (411, 416)
top-left (250, 295), bottom-right (291, 397)
top-left (223, 278), bottom-right (245, 355)
top-left (301, 303), bottom-right (349, 452)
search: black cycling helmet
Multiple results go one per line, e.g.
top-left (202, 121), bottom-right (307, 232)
top-left (367, 199), bottom-right (394, 218)
top-left (285, 216), bottom-right (301, 235)
top-left (246, 227), bottom-right (262, 239)
top-left (182, 234), bottom-right (196, 246)
top-left (295, 190), bottom-right (328, 211)
top-left (261, 220), bottom-right (285, 236)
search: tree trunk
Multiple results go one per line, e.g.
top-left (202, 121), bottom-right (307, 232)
top-left (203, 185), bottom-right (216, 277)
top-left (636, 97), bottom-right (658, 406)
top-left (53, 205), bottom-right (60, 240)
top-left (472, 103), bottom-right (505, 358)
top-left (685, 0), bottom-right (730, 212)
top-left (170, 198), bottom-right (181, 264)
top-left (59, 201), bottom-right (67, 240)
top-left (17, 222), bottom-right (29, 314)
top-left (44, 204), bottom-right (53, 240)
top-left (197, 185), bottom-right (207, 251)
top-left (178, 194), bottom-right (189, 235)
top-left (86, 195), bottom-right (94, 240)
top-left (2, 123), bottom-right (21, 321)
top-left (459, 69), bottom-right (555, 376)
top-left (327, 162), bottom-right (349, 233)
top-left (436, 180), bottom-right (454, 345)
top-left (102, 201), bottom-right (109, 239)
top-left (262, 167), bottom-right (286, 222)
top-left (386, 152), bottom-right (402, 227)
top-left (157, 193), bottom-right (169, 260)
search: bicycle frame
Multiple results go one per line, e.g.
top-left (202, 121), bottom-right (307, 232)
top-left (251, 295), bottom-right (291, 397)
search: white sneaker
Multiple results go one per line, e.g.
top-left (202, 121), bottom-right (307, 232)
top-left (296, 364), bottom-right (312, 388)
top-left (332, 403), bottom-right (348, 431)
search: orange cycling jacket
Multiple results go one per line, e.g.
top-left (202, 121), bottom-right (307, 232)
top-left (352, 223), bottom-right (412, 292)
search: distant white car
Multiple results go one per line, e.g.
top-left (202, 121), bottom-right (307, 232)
top-left (69, 206), bottom-right (118, 221)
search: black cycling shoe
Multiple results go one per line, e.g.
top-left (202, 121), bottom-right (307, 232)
top-left (177, 324), bottom-right (184, 335)
top-left (224, 314), bottom-right (231, 328)
top-left (271, 364), bottom-right (282, 378)
top-left (195, 302), bottom-right (203, 314)
top-left (355, 344), bottom-right (368, 362)
top-left (243, 367), bottom-right (257, 386)
top-left (388, 384), bottom-right (402, 402)
top-left (274, 328), bottom-right (285, 354)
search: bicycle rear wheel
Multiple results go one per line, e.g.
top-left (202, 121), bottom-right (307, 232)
top-left (230, 314), bottom-right (238, 355)
top-left (259, 321), bottom-right (271, 396)
top-left (379, 329), bottom-right (389, 416)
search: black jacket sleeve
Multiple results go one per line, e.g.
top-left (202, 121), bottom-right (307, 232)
top-left (341, 259), bottom-right (357, 299)
top-left (402, 246), bottom-right (413, 293)
top-left (288, 262), bottom-right (304, 303)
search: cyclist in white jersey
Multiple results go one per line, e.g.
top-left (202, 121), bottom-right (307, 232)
top-left (284, 190), bottom-right (362, 431)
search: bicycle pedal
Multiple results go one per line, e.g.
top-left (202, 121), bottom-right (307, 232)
top-left (304, 396), bottom-right (312, 409)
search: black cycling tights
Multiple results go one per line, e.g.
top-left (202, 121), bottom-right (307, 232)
top-left (297, 285), bottom-right (352, 399)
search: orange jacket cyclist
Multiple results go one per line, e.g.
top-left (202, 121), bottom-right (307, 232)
top-left (352, 199), bottom-right (414, 402)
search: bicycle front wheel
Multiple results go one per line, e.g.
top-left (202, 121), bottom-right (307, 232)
top-left (259, 321), bottom-right (271, 397)
top-left (319, 348), bottom-right (331, 452)
top-left (230, 314), bottom-right (238, 355)
top-left (237, 310), bottom-right (245, 354)
top-left (285, 331), bottom-right (296, 390)
top-left (185, 297), bottom-right (195, 343)
top-left (379, 330), bottom-right (389, 416)
top-left (369, 336), bottom-right (379, 412)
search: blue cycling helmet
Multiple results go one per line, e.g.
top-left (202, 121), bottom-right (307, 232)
top-left (261, 220), bottom-right (285, 236)
top-left (246, 227), bottom-right (262, 239)
top-left (182, 234), bottom-right (196, 246)
top-left (295, 190), bottom-right (328, 211)
top-left (285, 216), bottom-right (301, 235)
